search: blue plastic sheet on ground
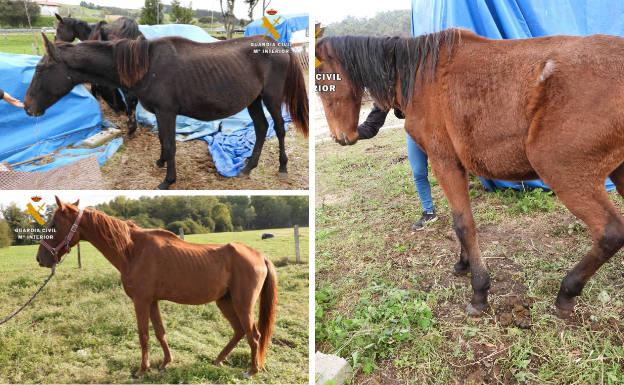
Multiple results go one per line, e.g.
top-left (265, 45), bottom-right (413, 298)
top-left (411, 0), bottom-right (619, 191)
top-left (0, 53), bottom-right (120, 171)
top-left (244, 13), bottom-right (309, 43)
top-left (137, 24), bottom-right (290, 177)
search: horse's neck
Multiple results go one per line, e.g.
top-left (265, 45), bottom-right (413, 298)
top-left (75, 22), bottom-right (93, 41)
top-left (65, 44), bottom-right (121, 88)
top-left (78, 211), bottom-right (128, 272)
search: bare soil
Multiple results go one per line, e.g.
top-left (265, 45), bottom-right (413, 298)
top-left (98, 101), bottom-right (309, 190)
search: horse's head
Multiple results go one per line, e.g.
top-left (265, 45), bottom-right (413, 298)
top-left (54, 13), bottom-right (77, 42)
top-left (316, 37), bottom-right (362, 146)
top-left (24, 33), bottom-right (78, 117)
top-left (36, 196), bottom-right (81, 268)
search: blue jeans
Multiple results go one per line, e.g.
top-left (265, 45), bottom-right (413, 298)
top-left (407, 134), bottom-right (434, 213)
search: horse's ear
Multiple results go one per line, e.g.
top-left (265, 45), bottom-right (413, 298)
top-left (55, 13), bottom-right (63, 23)
top-left (41, 33), bottom-right (60, 62)
top-left (72, 199), bottom-right (80, 207)
top-left (55, 196), bottom-right (66, 211)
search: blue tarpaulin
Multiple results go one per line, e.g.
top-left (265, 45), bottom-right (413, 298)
top-left (137, 24), bottom-right (288, 177)
top-left (411, 0), bottom-right (619, 191)
top-left (244, 13), bottom-right (308, 43)
top-left (0, 52), bottom-right (121, 171)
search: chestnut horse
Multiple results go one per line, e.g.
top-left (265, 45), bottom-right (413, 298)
top-left (316, 29), bottom-right (624, 318)
top-left (36, 197), bottom-right (277, 377)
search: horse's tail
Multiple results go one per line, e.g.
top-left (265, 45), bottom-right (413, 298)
top-left (283, 51), bottom-right (309, 137)
top-left (113, 36), bottom-right (150, 88)
top-left (257, 257), bottom-right (278, 369)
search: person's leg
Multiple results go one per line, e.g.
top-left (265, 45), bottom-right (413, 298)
top-left (407, 134), bottom-right (434, 212)
top-left (407, 134), bottom-right (438, 230)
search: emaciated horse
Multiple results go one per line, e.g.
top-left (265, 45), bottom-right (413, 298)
top-left (25, 33), bottom-right (309, 189)
top-left (36, 197), bottom-right (278, 377)
top-left (54, 14), bottom-right (142, 136)
top-left (316, 29), bottom-right (624, 318)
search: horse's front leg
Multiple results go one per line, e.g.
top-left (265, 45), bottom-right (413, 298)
top-left (241, 97), bottom-right (268, 177)
top-left (155, 112), bottom-right (177, 189)
top-left (430, 159), bottom-right (490, 315)
top-left (133, 300), bottom-right (151, 377)
top-left (150, 301), bottom-right (172, 369)
top-left (125, 92), bottom-right (139, 138)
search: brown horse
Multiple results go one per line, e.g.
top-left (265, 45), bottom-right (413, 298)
top-left (316, 29), bottom-right (624, 318)
top-left (36, 197), bottom-right (278, 377)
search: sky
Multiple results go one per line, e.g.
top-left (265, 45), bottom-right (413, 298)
top-left (314, 0), bottom-right (411, 24)
top-left (56, 0), bottom-right (306, 19)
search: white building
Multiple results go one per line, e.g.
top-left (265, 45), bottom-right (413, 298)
top-left (35, 0), bottom-right (62, 17)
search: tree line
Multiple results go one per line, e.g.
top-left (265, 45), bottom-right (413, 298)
top-left (324, 10), bottom-right (412, 37)
top-left (0, 196), bottom-right (308, 247)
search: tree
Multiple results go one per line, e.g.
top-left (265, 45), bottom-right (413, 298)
top-left (0, 0), bottom-right (40, 27)
top-left (219, 0), bottom-right (235, 38)
top-left (212, 203), bottom-right (234, 232)
top-left (141, 0), bottom-right (164, 25)
top-left (171, 0), bottom-right (194, 24)
top-left (0, 219), bottom-right (11, 248)
top-left (243, 0), bottom-right (259, 21)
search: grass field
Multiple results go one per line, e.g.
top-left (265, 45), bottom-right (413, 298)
top-left (316, 128), bottom-right (624, 384)
top-left (0, 227), bottom-right (309, 384)
top-left (0, 33), bottom-right (54, 55)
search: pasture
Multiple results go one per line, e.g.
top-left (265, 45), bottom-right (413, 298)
top-left (0, 227), bottom-right (309, 384)
top-left (0, 33), bottom-right (54, 55)
top-left (316, 128), bottom-right (624, 384)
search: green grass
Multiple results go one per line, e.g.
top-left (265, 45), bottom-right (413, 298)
top-left (316, 128), bottom-right (624, 384)
top-left (0, 33), bottom-right (54, 55)
top-left (0, 227), bottom-right (309, 384)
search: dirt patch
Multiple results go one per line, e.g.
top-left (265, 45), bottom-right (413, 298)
top-left (98, 101), bottom-right (308, 190)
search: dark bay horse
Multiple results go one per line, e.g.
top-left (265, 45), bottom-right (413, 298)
top-left (36, 197), bottom-right (277, 377)
top-left (25, 33), bottom-right (309, 189)
top-left (316, 29), bottom-right (624, 318)
top-left (55, 14), bottom-right (142, 136)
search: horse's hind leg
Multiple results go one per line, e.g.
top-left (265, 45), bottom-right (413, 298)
top-left (543, 183), bottom-right (624, 317)
top-left (214, 295), bottom-right (245, 365)
top-left (231, 287), bottom-right (262, 376)
top-left (150, 301), bottom-right (172, 370)
top-left (241, 96), bottom-right (269, 177)
top-left (155, 112), bottom-right (177, 189)
top-left (261, 89), bottom-right (288, 176)
top-left (430, 159), bottom-right (490, 315)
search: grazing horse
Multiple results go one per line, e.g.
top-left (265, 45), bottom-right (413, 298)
top-left (36, 197), bottom-right (278, 377)
top-left (54, 14), bottom-right (142, 136)
top-left (316, 29), bottom-right (624, 318)
top-left (25, 33), bottom-right (309, 189)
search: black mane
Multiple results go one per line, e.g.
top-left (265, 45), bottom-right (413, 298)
top-left (318, 29), bottom-right (461, 109)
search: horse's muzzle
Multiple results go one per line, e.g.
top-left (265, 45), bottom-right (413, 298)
top-left (333, 132), bottom-right (358, 146)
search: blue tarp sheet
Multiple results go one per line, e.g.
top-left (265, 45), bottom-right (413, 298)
top-left (411, 0), bottom-right (619, 191)
top-left (137, 24), bottom-right (287, 177)
top-left (244, 13), bottom-right (308, 43)
top-left (0, 52), bottom-right (121, 171)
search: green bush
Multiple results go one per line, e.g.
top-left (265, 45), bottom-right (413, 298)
top-left (0, 219), bottom-right (11, 248)
top-left (165, 219), bottom-right (205, 235)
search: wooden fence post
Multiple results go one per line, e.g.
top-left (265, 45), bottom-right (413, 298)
top-left (294, 225), bottom-right (301, 263)
top-left (77, 242), bottom-right (82, 268)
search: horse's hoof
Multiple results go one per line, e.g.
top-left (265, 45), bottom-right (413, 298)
top-left (466, 302), bottom-right (487, 316)
top-left (453, 262), bottom-right (470, 276)
top-left (212, 359), bottom-right (223, 366)
top-left (158, 181), bottom-right (172, 190)
top-left (243, 370), bottom-right (257, 378)
top-left (156, 159), bottom-right (165, 168)
top-left (278, 171), bottom-right (288, 179)
top-left (132, 368), bottom-right (149, 378)
top-left (238, 171), bottom-right (250, 179)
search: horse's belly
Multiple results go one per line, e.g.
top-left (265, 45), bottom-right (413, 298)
top-left (457, 142), bottom-right (538, 181)
top-left (157, 281), bottom-right (228, 305)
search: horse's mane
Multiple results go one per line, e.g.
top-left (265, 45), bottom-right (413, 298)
top-left (87, 209), bottom-right (135, 254)
top-left (318, 29), bottom-right (461, 109)
top-left (113, 36), bottom-right (150, 87)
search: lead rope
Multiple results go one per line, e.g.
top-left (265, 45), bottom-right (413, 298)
top-left (0, 265), bottom-right (56, 325)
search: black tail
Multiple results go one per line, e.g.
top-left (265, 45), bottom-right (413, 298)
top-left (283, 52), bottom-right (309, 137)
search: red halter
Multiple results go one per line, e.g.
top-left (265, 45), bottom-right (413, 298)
top-left (40, 209), bottom-right (84, 263)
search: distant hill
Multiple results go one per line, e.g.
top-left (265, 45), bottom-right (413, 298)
top-left (324, 10), bottom-right (412, 37)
